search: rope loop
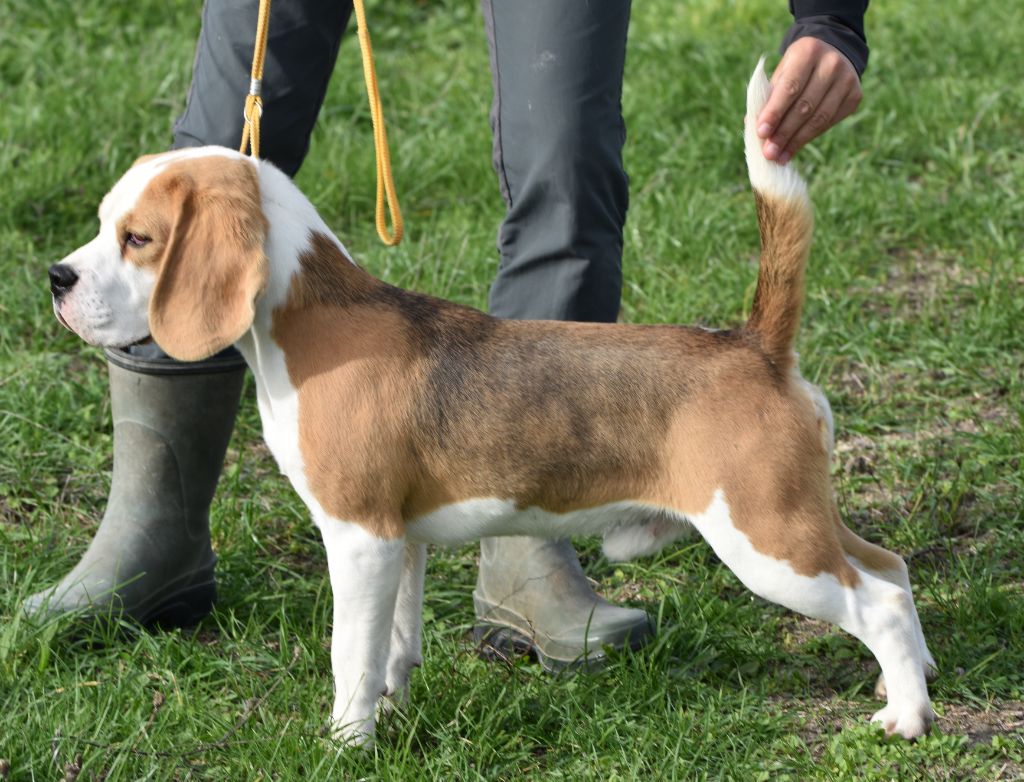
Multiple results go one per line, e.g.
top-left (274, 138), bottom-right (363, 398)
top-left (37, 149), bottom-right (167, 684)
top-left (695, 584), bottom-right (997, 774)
top-left (239, 0), bottom-right (271, 159)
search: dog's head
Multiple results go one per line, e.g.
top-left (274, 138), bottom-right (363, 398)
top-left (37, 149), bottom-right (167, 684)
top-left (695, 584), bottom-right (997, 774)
top-left (49, 148), bottom-right (268, 361)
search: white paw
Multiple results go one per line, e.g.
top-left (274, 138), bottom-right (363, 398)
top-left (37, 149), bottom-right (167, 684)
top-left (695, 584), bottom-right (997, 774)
top-left (870, 703), bottom-right (935, 740)
top-left (330, 698), bottom-right (378, 749)
top-left (328, 718), bottom-right (375, 749)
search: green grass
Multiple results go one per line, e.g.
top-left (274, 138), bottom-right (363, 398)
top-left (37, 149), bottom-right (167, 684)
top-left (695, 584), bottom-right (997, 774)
top-left (2, 0), bottom-right (1023, 778)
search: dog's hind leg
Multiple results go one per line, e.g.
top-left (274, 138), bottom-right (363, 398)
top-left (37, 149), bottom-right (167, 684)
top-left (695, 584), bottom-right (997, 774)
top-left (318, 517), bottom-right (405, 746)
top-left (383, 542), bottom-right (427, 707)
top-left (688, 491), bottom-right (934, 739)
top-left (833, 512), bottom-right (937, 696)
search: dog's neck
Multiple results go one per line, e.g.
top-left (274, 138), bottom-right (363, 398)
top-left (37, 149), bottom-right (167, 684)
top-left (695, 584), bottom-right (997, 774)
top-left (277, 231), bottom-right (385, 311)
top-left (252, 163), bottom-right (358, 314)
top-left (233, 161), bottom-right (391, 416)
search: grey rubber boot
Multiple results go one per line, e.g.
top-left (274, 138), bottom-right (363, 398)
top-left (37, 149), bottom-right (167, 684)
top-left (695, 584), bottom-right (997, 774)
top-left (23, 346), bottom-right (245, 626)
top-left (473, 536), bottom-right (652, 671)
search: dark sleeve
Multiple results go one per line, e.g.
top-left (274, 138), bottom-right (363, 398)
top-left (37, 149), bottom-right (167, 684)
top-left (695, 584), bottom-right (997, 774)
top-left (782, 1), bottom-right (869, 76)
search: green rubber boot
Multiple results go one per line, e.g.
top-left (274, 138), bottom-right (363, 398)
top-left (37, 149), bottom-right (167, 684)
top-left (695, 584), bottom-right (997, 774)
top-left (23, 347), bottom-right (245, 626)
top-left (473, 536), bottom-right (652, 671)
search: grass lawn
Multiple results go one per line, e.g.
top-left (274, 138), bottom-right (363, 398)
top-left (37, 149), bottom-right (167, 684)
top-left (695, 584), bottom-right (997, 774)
top-left (2, 0), bottom-right (1023, 778)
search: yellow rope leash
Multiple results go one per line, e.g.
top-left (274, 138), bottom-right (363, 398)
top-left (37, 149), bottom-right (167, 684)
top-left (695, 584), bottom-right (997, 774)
top-left (239, 0), bottom-right (404, 246)
top-left (352, 0), bottom-right (404, 246)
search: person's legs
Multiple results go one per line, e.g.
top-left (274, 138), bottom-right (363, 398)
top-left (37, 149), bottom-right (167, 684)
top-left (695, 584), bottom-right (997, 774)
top-left (476, 0), bottom-right (650, 669)
top-left (26, 0), bottom-right (352, 624)
top-left (483, 0), bottom-right (629, 322)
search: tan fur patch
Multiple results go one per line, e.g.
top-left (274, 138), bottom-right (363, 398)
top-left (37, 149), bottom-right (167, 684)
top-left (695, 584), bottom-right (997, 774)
top-left (271, 233), bottom-right (714, 536)
top-left (116, 194), bottom-right (176, 269)
top-left (747, 191), bottom-right (814, 374)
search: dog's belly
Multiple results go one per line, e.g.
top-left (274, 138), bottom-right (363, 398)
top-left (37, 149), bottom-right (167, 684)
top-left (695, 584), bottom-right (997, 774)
top-left (406, 498), bottom-right (693, 558)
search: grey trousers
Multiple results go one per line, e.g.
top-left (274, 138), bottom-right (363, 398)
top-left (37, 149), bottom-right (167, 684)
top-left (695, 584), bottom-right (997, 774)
top-left (170, 0), bottom-right (631, 336)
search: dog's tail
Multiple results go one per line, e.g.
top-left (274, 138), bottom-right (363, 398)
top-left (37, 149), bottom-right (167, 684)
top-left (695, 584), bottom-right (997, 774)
top-left (743, 57), bottom-right (814, 375)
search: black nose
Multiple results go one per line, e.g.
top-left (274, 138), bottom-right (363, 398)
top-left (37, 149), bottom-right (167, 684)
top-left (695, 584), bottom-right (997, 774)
top-left (49, 264), bottom-right (79, 298)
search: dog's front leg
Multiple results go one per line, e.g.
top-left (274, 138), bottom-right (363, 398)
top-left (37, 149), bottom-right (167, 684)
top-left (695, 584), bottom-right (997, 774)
top-left (318, 517), bottom-right (404, 746)
top-left (383, 542), bottom-right (426, 707)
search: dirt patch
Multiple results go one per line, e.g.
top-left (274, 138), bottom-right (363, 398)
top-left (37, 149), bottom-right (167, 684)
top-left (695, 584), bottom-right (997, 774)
top-left (603, 577), bottom-right (648, 605)
top-left (777, 615), bottom-right (835, 649)
top-left (828, 365), bottom-right (1017, 534)
top-left (861, 249), bottom-right (984, 317)
top-left (767, 695), bottom-right (1024, 775)
top-left (766, 694), bottom-right (858, 749)
top-left (829, 360), bottom-right (1015, 427)
top-left (938, 701), bottom-right (1024, 744)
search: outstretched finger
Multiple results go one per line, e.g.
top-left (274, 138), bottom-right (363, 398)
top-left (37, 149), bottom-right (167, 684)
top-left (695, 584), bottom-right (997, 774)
top-left (761, 65), bottom-right (833, 162)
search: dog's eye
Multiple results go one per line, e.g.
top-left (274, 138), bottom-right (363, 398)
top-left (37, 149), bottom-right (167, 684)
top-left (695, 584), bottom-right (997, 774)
top-left (125, 232), bottom-right (151, 248)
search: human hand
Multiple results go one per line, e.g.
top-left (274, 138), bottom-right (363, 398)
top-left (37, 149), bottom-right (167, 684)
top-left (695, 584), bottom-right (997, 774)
top-left (755, 36), bottom-right (862, 165)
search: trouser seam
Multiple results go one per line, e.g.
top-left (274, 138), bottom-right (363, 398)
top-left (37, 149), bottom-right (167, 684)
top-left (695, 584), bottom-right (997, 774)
top-left (481, 0), bottom-right (513, 211)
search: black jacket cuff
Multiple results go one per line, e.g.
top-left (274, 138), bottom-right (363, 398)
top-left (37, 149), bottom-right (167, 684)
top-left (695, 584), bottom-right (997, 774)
top-left (783, 2), bottom-right (869, 76)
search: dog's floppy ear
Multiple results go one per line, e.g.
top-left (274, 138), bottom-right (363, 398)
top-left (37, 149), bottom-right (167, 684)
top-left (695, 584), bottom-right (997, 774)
top-left (148, 158), bottom-right (268, 362)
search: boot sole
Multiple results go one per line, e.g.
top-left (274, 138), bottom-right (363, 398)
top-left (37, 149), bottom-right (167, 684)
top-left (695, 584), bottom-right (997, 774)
top-left (471, 598), bottom-right (652, 673)
top-left (25, 567), bottom-right (217, 630)
top-left (140, 578), bottom-right (217, 628)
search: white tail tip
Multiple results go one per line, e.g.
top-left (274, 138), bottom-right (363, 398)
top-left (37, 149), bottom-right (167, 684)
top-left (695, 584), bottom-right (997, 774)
top-left (744, 56), bottom-right (807, 201)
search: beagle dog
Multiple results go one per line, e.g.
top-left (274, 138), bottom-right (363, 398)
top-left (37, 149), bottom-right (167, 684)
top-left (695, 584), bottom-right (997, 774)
top-left (48, 61), bottom-right (936, 744)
